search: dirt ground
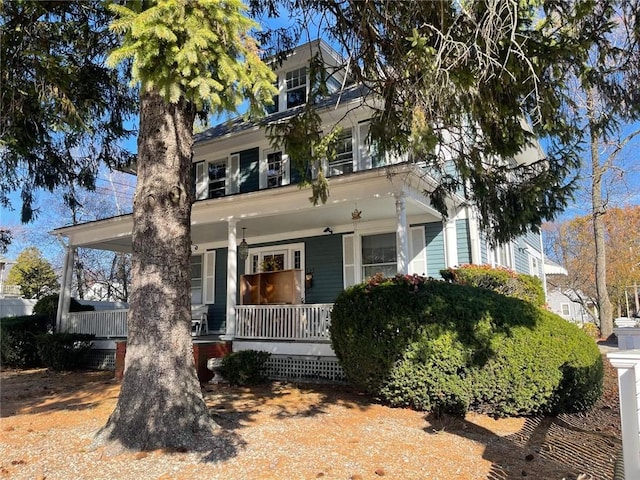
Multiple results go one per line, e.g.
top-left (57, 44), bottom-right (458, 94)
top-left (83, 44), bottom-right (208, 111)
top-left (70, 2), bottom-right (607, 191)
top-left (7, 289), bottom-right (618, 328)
top-left (0, 355), bottom-right (621, 480)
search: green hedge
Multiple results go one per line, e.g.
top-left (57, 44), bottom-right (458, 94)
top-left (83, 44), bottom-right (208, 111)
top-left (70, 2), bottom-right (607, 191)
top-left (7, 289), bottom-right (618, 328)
top-left (35, 333), bottom-right (95, 371)
top-left (330, 274), bottom-right (602, 417)
top-left (440, 264), bottom-right (545, 307)
top-left (0, 315), bottom-right (51, 367)
top-left (33, 294), bottom-right (95, 326)
top-left (219, 350), bottom-right (271, 386)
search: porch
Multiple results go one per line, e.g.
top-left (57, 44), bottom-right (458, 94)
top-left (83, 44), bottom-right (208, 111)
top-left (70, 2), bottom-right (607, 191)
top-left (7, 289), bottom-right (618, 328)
top-left (60, 303), bottom-right (334, 344)
top-left (61, 303), bottom-right (338, 382)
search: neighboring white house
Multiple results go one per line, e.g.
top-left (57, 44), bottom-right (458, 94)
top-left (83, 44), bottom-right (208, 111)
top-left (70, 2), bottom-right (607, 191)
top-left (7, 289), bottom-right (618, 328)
top-left (50, 40), bottom-right (548, 379)
top-left (544, 259), bottom-right (595, 325)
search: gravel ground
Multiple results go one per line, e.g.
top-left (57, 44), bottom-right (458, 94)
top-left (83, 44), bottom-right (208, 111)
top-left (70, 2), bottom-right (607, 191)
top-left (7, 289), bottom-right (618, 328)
top-left (0, 354), bottom-right (621, 480)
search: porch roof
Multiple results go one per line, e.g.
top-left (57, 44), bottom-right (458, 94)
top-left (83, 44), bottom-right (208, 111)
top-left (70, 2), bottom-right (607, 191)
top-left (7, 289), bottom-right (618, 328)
top-left (50, 165), bottom-right (450, 252)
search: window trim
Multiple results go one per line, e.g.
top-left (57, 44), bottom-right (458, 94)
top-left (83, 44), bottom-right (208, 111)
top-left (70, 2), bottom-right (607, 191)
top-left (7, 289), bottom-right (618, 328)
top-left (261, 149), bottom-right (290, 189)
top-left (191, 251), bottom-right (216, 305)
top-left (361, 232), bottom-right (398, 280)
top-left (207, 157), bottom-right (227, 199)
top-left (190, 254), bottom-right (203, 305)
top-left (285, 67), bottom-right (307, 109)
top-left (327, 127), bottom-right (355, 177)
top-left (245, 242), bottom-right (306, 275)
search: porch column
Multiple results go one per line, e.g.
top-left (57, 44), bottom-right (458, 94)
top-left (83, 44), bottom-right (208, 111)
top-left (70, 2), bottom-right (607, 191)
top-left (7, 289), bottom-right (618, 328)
top-left (444, 217), bottom-right (458, 268)
top-left (395, 192), bottom-right (409, 275)
top-left (56, 243), bottom-right (75, 332)
top-left (223, 219), bottom-right (237, 341)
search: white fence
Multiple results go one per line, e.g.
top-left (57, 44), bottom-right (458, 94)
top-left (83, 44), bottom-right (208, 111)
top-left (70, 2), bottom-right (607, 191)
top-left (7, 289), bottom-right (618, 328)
top-left (236, 304), bottom-right (333, 341)
top-left (608, 349), bottom-right (640, 480)
top-left (0, 298), bottom-right (36, 318)
top-left (62, 309), bottom-right (128, 337)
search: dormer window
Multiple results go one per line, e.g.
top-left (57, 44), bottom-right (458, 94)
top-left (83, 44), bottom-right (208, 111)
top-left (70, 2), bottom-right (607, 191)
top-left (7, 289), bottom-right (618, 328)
top-left (286, 67), bottom-right (307, 108)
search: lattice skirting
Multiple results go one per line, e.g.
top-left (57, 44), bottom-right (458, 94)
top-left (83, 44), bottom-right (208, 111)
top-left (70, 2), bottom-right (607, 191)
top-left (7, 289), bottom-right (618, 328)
top-left (81, 350), bottom-right (346, 384)
top-left (85, 349), bottom-right (116, 371)
top-left (265, 355), bottom-right (346, 383)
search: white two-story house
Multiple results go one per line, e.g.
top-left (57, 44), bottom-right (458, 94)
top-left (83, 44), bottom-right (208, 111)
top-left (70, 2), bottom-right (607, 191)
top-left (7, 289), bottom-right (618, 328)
top-left (52, 40), bottom-right (547, 381)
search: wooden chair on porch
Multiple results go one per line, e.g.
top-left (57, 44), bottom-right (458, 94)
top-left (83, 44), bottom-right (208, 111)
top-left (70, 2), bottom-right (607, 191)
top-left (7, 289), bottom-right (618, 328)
top-left (191, 305), bottom-right (209, 336)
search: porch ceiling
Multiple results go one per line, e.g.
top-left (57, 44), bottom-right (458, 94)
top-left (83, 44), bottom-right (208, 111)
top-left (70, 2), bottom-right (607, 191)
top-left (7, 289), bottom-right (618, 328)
top-left (52, 166), bottom-right (445, 252)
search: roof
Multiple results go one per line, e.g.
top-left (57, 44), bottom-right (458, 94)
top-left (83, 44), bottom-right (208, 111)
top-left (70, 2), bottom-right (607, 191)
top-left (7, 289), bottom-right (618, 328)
top-left (194, 84), bottom-right (369, 145)
top-left (544, 258), bottom-right (568, 275)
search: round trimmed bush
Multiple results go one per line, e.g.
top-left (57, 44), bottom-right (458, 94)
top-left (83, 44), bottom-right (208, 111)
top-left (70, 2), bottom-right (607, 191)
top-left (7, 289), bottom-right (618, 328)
top-left (330, 274), bottom-right (602, 417)
top-left (440, 264), bottom-right (545, 307)
top-left (219, 350), bottom-right (271, 386)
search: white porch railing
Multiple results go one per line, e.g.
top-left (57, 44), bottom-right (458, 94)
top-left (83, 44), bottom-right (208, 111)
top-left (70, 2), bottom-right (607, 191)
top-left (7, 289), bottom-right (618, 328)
top-left (59, 304), bottom-right (334, 341)
top-left (62, 309), bottom-right (128, 338)
top-left (0, 284), bottom-right (21, 297)
top-left (236, 304), bottom-right (333, 341)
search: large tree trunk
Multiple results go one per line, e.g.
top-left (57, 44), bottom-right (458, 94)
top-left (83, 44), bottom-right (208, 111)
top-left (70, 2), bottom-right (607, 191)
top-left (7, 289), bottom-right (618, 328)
top-left (588, 89), bottom-right (613, 338)
top-left (95, 91), bottom-right (217, 450)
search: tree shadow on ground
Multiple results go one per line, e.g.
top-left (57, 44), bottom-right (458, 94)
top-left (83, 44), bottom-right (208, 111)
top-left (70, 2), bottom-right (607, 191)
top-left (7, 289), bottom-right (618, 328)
top-left (202, 381), bottom-right (373, 431)
top-left (0, 368), bottom-right (117, 417)
top-left (425, 413), bottom-right (620, 480)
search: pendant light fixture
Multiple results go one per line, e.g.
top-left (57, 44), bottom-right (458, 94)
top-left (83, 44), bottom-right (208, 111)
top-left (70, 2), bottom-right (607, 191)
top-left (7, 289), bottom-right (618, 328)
top-left (238, 227), bottom-right (249, 260)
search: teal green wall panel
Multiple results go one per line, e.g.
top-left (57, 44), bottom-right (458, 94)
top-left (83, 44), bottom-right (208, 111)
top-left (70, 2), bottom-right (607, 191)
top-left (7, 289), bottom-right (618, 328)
top-left (456, 219), bottom-right (471, 265)
top-left (238, 147), bottom-right (259, 193)
top-left (423, 222), bottom-right (446, 277)
top-left (304, 235), bottom-right (344, 304)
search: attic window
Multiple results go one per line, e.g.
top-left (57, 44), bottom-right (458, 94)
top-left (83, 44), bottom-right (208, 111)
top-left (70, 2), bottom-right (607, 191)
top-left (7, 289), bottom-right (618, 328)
top-left (286, 67), bottom-right (307, 108)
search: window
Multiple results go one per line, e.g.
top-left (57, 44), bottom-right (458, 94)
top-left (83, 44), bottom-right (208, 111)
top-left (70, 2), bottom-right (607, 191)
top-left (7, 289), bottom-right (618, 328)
top-left (247, 244), bottom-right (305, 274)
top-left (530, 256), bottom-right (540, 278)
top-left (328, 128), bottom-right (353, 176)
top-left (190, 255), bottom-right (203, 305)
top-left (561, 303), bottom-right (570, 316)
top-left (492, 243), bottom-right (513, 268)
top-left (208, 159), bottom-right (226, 198)
top-left (286, 67), bottom-right (307, 108)
top-left (261, 252), bottom-right (286, 272)
top-left (362, 233), bottom-right (397, 279)
top-left (267, 151), bottom-right (284, 188)
top-left (191, 251), bottom-right (215, 305)
top-left (192, 161), bottom-right (206, 200)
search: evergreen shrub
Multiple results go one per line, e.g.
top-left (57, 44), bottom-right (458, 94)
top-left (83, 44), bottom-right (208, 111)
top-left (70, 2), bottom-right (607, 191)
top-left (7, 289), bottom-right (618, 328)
top-left (440, 264), bottom-right (545, 307)
top-left (0, 315), bottom-right (50, 367)
top-left (35, 333), bottom-right (95, 371)
top-left (330, 274), bottom-right (602, 417)
top-left (219, 350), bottom-right (271, 386)
top-left (33, 294), bottom-right (95, 327)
